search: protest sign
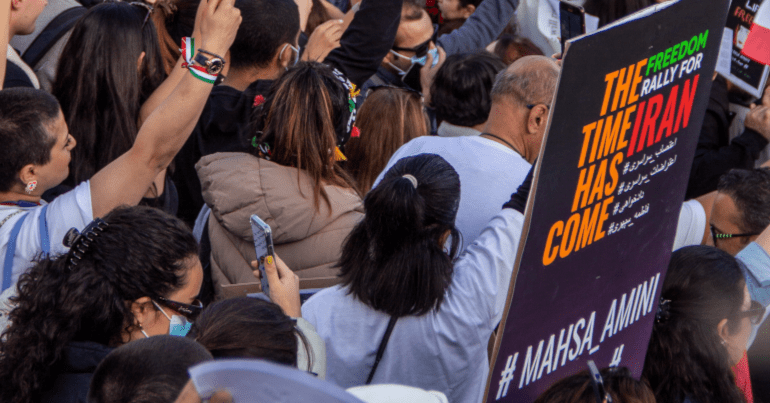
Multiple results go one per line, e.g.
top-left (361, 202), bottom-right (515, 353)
top-left (484, 0), bottom-right (730, 400)
top-left (715, 0), bottom-right (769, 98)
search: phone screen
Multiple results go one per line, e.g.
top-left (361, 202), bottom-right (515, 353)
top-left (560, 1), bottom-right (586, 53)
top-left (250, 215), bottom-right (274, 298)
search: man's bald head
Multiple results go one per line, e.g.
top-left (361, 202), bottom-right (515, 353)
top-left (491, 55), bottom-right (560, 107)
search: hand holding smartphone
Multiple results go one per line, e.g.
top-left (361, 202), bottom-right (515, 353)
top-left (250, 214), bottom-right (275, 299)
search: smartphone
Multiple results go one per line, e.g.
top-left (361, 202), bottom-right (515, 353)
top-left (250, 214), bottom-right (275, 298)
top-left (559, 0), bottom-right (586, 54)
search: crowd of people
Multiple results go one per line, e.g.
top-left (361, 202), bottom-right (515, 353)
top-left (1, 0), bottom-right (770, 401)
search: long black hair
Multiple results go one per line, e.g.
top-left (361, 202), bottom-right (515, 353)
top-left (338, 153), bottom-right (461, 317)
top-left (0, 206), bottom-right (198, 403)
top-left (642, 245), bottom-right (747, 403)
top-left (53, 2), bottom-right (166, 186)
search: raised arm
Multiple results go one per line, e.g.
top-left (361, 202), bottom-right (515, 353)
top-left (435, 0), bottom-right (519, 56)
top-left (90, 0), bottom-right (241, 218)
top-left (322, 0), bottom-right (402, 87)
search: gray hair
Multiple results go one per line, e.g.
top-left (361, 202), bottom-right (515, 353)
top-left (491, 57), bottom-right (559, 106)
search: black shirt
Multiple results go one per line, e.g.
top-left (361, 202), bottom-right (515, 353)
top-left (3, 60), bottom-right (36, 89)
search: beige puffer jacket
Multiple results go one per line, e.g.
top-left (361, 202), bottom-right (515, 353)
top-left (196, 152), bottom-right (364, 296)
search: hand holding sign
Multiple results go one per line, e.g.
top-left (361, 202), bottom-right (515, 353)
top-left (745, 85), bottom-right (770, 140)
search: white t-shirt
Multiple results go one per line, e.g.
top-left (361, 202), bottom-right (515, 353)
top-left (303, 209), bottom-right (524, 403)
top-left (374, 136), bottom-right (531, 251)
top-left (0, 181), bottom-right (93, 289)
top-left (673, 199), bottom-right (707, 250)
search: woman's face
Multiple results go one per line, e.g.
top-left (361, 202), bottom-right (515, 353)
top-left (722, 284), bottom-right (753, 366)
top-left (127, 257), bottom-right (204, 340)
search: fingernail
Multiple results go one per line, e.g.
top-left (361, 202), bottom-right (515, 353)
top-left (266, 255), bottom-right (274, 265)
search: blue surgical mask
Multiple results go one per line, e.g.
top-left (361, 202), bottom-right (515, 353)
top-left (390, 47), bottom-right (439, 68)
top-left (152, 301), bottom-right (192, 337)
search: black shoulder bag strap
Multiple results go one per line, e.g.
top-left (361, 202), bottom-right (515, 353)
top-left (22, 6), bottom-right (86, 68)
top-left (365, 315), bottom-right (398, 385)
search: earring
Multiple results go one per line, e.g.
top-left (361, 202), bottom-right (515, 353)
top-left (25, 181), bottom-right (37, 194)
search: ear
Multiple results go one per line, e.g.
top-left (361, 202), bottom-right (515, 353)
top-left (438, 229), bottom-right (451, 247)
top-left (18, 164), bottom-right (37, 189)
top-left (10, 0), bottom-right (23, 11)
top-left (277, 43), bottom-right (293, 69)
top-left (460, 4), bottom-right (475, 19)
top-left (130, 296), bottom-right (154, 327)
top-left (136, 51), bottom-right (146, 73)
top-left (527, 105), bottom-right (548, 135)
top-left (717, 317), bottom-right (730, 345)
top-left (383, 50), bottom-right (396, 65)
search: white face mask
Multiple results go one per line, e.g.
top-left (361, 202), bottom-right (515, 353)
top-left (151, 301), bottom-right (192, 337)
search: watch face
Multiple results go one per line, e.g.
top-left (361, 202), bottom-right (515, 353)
top-left (207, 59), bottom-right (224, 75)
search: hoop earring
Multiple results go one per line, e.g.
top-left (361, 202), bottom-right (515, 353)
top-left (25, 181), bottom-right (37, 194)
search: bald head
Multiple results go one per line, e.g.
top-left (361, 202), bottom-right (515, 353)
top-left (491, 55), bottom-right (559, 107)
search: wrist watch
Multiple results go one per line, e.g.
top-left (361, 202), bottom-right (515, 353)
top-left (193, 49), bottom-right (225, 75)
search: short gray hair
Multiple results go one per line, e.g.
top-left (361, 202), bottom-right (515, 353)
top-left (491, 58), bottom-right (559, 106)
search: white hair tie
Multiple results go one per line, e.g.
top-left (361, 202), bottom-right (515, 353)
top-left (402, 174), bottom-right (418, 189)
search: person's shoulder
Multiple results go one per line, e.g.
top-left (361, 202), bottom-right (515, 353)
top-left (3, 61), bottom-right (36, 89)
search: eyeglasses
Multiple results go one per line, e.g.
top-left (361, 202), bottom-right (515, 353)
top-left (156, 296), bottom-right (204, 320)
top-left (128, 1), bottom-right (153, 27)
top-left (734, 300), bottom-right (765, 325)
top-left (587, 360), bottom-right (613, 403)
top-left (710, 224), bottom-right (761, 246)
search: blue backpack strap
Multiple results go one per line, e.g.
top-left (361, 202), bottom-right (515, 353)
top-left (38, 204), bottom-right (50, 256)
top-left (2, 213), bottom-right (31, 292)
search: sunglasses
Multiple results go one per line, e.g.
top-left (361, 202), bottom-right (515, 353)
top-left (157, 296), bottom-right (204, 320)
top-left (129, 1), bottom-right (153, 27)
top-left (391, 25), bottom-right (439, 57)
top-left (734, 300), bottom-right (765, 325)
top-left (710, 224), bottom-right (761, 246)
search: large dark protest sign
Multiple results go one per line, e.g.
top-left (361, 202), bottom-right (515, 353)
top-left (484, 0), bottom-right (730, 400)
top-left (715, 0), bottom-right (769, 97)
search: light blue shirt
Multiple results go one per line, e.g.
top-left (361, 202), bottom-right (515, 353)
top-left (302, 209), bottom-right (524, 403)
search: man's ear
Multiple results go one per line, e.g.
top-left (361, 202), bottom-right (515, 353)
top-left (460, 4), bottom-right (475, 19)
top-left (382, 50), bottom-right (396, 66)
top-left (10, 0), bottom-right (23, 11)
top-left (527, 105), bottom-right (549, 135)
top-left (277, 43), bottom-right (293, 69)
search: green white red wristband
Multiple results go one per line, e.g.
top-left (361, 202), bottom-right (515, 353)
top-left (180, 37), bottom-right (217, 84)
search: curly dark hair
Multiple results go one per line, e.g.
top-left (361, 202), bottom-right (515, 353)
top-left (718, 168), bottom-right (770, 236)
top-left (642, 245), bottom-right (747, 403)
top-left (0, 206), bottom-right (199, 403)
top-left (338, 153), bottom-right (461, 317)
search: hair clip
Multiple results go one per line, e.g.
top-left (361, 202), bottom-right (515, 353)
top-left (401, 174), bottom-right (418, 189)
top-left (331, 69), bottom-right (357, 138)
top-left (351, 127), bottom-right (360, 138)
top-left (62, 219), bottom-right (109, 270)
top-left (655, 298), bottom-right (671, 324)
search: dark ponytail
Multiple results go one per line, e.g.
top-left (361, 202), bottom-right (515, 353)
top-left (338, 154), bottom-right (461, 317)
top-left (0, 206), bottom-right (198, 403)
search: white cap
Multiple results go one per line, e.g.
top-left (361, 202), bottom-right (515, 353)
top-left (346, 385), bottom-right (449, 403)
